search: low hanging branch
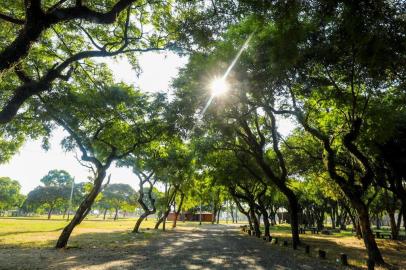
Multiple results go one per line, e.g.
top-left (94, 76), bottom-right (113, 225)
top-left (0, 0), bottom-right (175, 125)
top-left (0, 0), bottom-right (138, 73)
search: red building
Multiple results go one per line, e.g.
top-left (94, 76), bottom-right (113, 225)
top-left (167, 212), bottom-right (213, 222)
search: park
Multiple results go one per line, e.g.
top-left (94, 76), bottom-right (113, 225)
top-left (0, 0), bottom-right (405, 269)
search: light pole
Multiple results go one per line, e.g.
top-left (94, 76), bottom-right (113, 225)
top-left (67, 177), bottom-right (75, 221)
top-left (163, 182), bottom-right (167, 231)
top-left (199, 198), bottom-right (202, 225)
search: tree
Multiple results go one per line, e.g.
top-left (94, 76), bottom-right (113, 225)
top-left (35, 78), bottom-right (163, 248)
top-left (40, 169), bottom-right (73, 187)
top-left (0, 177), bottom-right (24, 214)
top-left (23, 185), bottom-right (70, 219)
top-left (0, 0), bottom-right (176, 124)
top-left (99, 183), bottom-right (137, 220)
top-left (241, 1), bottom-right (406, 265)
top-left (171, 29), bottom-right (302, 246)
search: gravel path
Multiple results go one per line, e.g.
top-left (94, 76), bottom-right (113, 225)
top-left (0, 224), bottom-right (342, 270)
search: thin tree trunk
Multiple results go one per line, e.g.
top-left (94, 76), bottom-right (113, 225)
top-left (47, 207), bottom-right (53, 220)
top-left (114, 208), bottom-right (118, 221)
top-left (230, 204), bottom-right (235, 223)
top-left (62, 207), bottom-right (68, 220)
top-left (103, 208), bottom-right (108, 220)
top-left (173, 194), bottom-right (184, 228)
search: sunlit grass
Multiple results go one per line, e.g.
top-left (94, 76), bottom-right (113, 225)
top-left (0, 216), bottom-right (165, 248)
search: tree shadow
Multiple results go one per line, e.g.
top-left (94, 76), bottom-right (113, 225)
top-left (267, 230), bottom-right (406, 270)
top-left (0, 225), bottom-right (349, 270)
top-left (0, 227), bottom-right (65, 237)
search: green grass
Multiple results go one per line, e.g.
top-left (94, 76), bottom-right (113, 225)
top-left (0, 216), bottom-right (167, 248)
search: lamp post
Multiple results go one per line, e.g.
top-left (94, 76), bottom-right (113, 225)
top-left (67, 177), bottom-right (75, 221)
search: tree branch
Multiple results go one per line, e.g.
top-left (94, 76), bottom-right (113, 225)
top-left (0, 13), bottom-right (25, 24)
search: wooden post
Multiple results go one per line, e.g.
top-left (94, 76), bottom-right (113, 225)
top-left (318, 249), bottom-right (326, 259)
top-left (305, 245), bottom-right (310, 254)
top-left (340, 253), bottom-right (348, 266)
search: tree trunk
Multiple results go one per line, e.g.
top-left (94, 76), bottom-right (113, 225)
top-left (249, 207), bottom-right (261, 237)
top-left (355, 201), bottom-right (386, 266)
top-left (62, 207), bottom-right (68, 220)
top-left (211, 207), bottom-right (217, 224)
top-left (260, 207), bottom-right (271, 237)
top-left (173, 194), bottom-right (184, 228)
top-left (47, 207), bottom-right (53, 220)
top-left (388, 211), bottom-right (399, 240)
top-left (55, 168), bottom-right (106, 248)
top-left (155, 209), bottom-right (170, 230)
top-left (114, 208), bottom-right (118, 221)
top-left (103, 208), bottom-right (108, 220)
top-left (330, 206), bottom-right (336, 229)
top-left (133, 212), bottom-right (149, 233)
top-left (217, 208), bottom-right (220, 224)
top-left (316, 209), bottom-right (325, 231)
top-left (230, 204), bottom-right (235, 223)
top-left (286, 193), bottom-right (300, 247)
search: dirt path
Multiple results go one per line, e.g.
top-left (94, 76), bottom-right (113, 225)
top-left (0, 224), bottom-right (342, 270)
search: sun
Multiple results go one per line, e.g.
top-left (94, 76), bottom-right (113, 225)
top-left (210, 77), bottom-right (229, 96)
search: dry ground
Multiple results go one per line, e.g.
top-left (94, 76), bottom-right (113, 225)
top-left (0, 217), bottom-right (404, 270)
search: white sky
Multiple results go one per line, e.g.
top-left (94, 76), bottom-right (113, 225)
top-left (0, 52), bottom-right (188, 194)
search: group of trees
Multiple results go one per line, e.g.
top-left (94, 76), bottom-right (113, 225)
top-left (0, 177), bottom-right (24, 215)
top-left (0, 170), bottom-right (135, 220)
top-left (169, 1), bottom-right (406, 267)
top-left (0, 0), bottom-right (405, 268)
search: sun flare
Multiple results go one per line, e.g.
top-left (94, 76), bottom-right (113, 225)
top-left (210, 78), bottom-right (229, 96)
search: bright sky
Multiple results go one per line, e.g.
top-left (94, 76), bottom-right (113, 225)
top-left (0, 52), bottom-right (188, 194)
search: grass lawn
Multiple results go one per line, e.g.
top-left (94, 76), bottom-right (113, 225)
top-left (0, 217), bottom-right (405, 269)
top-left (0, 215), bottom-right (197, 249)
top-left (254, 224), bottom-right (406, 269)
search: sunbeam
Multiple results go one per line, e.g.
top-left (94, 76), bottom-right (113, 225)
top-left (199, 33), bottom-right (254, 118)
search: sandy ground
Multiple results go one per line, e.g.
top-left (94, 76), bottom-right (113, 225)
top-left (0, 224), bottom-right (350, 270)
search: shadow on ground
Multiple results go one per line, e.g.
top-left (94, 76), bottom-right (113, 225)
top-left (0, 224), bottom-right (402, 270)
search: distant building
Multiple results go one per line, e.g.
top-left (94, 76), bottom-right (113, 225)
top-left (167, 211), bottom-right (214, 222)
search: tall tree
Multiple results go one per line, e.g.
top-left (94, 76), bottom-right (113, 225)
top-left (0, 177), bottom-right (24, 214)
top-left (36, 79), bottom-right (162, 248)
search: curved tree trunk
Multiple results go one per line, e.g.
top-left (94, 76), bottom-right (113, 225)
top-left (354, 200), bottom-right (385, 265)
top-left (155, 209), bottom-right (170, 230)
top-left (258, 203), bottom-right (271, 237)
top-left (249, 207), bottom-right (261, 237)
top-left (173, 194), bottom-right (185, 228)
top-left (114, 208), bottom-right (118, 221)
top-left (133, 173), bottom-right (156, 233)
top-left (133, 212), bottom-right (150, 233)
top-left (55, 168), bottom-right (106, 248)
